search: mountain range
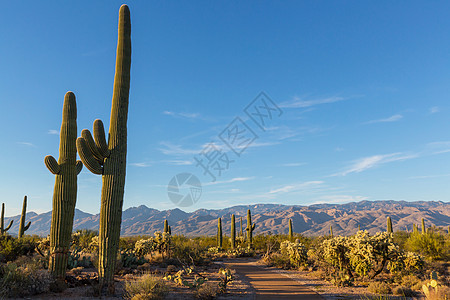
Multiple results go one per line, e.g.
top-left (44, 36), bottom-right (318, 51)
top-left (3, 200), bottom-right (450, 237)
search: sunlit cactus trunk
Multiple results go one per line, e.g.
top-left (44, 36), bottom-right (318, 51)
top-left (421, 218), bottom-right (426, 235)
top-left (288, 219), bottom-right (293, 241)
top-left (76, 5), bottom-right (131, 293)
top-left (217, 217), bottom-right (223, 248)
top-left (45, 92), bottom-right (83, 280)
top-left (387, 216), bottom-right (393, 233)
top-left (164, 219), bottom-right (169, 233)
top-left (246, 209), bottom-right (255, 249)
top-left (1, 203), bottom-right (13, 235)
top-left (330, 225), bottom-right (333, 237)
top-left (240, 216), bottom-right (244, 239)
top-left (231, 214), bottom-right (236, 249)
top-left (18, 196), bottom-right (31, 238)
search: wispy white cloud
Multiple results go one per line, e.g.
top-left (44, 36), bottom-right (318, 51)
top-left (47, 129), bottom-right (59, 135)
top-left (163, 110), bottom-right (201, 119)
top-left (17, 142), bottom-right (35, 147)
top-left (204, 177), bottom-right (254, 186)
top-left (130, 160), bottom-right (193, 167)
top-left (280, 96), bottom-right (345, 108)
top-left (279, 162), bottom-right (305, 167)
top-left (158, 141), bottom-right (203, 156)
top-left (130, 162), bottom-right (152, 167)
top-left (408, 173), bottom-right (450, 180)
top-left (429, 106), bottom-right (440, 114)
top-left (269, 180), bottom-right (324, 194)
top-left (425, 141), bottom-right (450, 155)
top-left (310, 195), bottom-right (369, 205)
top-left (334, 152), bottom-right (417, 176)
top-left (365, 114), bottom-right (403, 124)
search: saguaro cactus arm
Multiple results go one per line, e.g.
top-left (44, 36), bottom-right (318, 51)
top-left (45, 156), bottom-right (61, 175)
top-left (1, 203), bottom-right (13, 234)
top-left (77, 138), bottom-right (103, 175)
top-left (4, 220), bottom-right (13, 232)
top-left (24, 221), bottom-right (31, 231)
top-left (18, 195), bottom-right (31, 238)
top-left (76, 160), bottom-right (83, 175)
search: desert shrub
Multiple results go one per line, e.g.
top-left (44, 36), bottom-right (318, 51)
top-left (367, 281), bottom-right (392, 295)
top-left (124, 274), bottom-right (168, 300)
top-left (171, 236), bottom-right (208, 265)
top-left (392, 285), bottom-right (415, 297)
top-left (404, 231), bottom-right (448, 261)
top-left (0, 259), bottom-right (53, 297)
top-left (0, 235), bottom-right (38, 262)
top-left (401, 274), bottom-right (421, 288)
top-left (195, 281), bottom-right (220, 299)
top-left (261, 252), bottom-right (290, 269)
top-left (135, 238), bottom-right (156, 258)
top-left (227, 245), bottom-right (255, 258)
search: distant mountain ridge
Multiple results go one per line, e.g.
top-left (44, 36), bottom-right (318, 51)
top-left (3, 200), bottom-right (450, 237)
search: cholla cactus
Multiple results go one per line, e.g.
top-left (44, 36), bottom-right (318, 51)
top-left (0, 203), bottom-right (13, 235)
top-left (76, 5), bottom-right (131, 292)
top-left (246, 210), bottom-right (256, 249)
top-left (18, 196), bottom-right (31, 238)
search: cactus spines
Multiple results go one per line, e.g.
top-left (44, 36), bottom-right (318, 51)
top-left (330, 225), bottom-right (333, 237)
top-left (421, 218), bottom-right (426, 234)
top-left (387, 216), bottom-right (393, 233)
top-left (45, 91), bottom-right (82, 280)
top-left (246, 209), bottom-right (255, 249)
top-left (1, 203), bottom-right (13, 235)
top-left (231, 214), bottom-right (236, 249)
top-left (288, 219), bottom-right (293, 241)
top-left (18, 196), bottom-right (31, 238)
top-left (164, 220), bottom-right (169, 234)
top-left (217, 217), bottom-right (223, 248)
top-left (76, 5), bottom-right (131, 292)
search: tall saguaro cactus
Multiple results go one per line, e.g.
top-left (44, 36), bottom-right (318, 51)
top-left (240, 216), bottom-right (244, 238)
top-left (1, 203), bottom-right (13, 235)
top-left (231, 214), bottom-right (236, 249)
top-left (18, 196), bottom-right (31, 238)
top-left (330, 225), bottom-right (333, 237)
top-left (421, 218), bottom-right (426, 235)
top-left (164, 220), bottom-right (169, 234)
top-left (217, 217), bottom-right (223, 248)
top-left (45, 92), bottom-right (83, 279)
top-left (387, 216), bottom-right (393, 233)
top-left (288, 219), bottom-right (293, 241)
top-left (246, 209), bottom-right (255, 249)
top-left (76, 5), bottom-right (131, 292)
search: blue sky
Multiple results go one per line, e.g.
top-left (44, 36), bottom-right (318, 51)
top-left (1, 1), bottom-right (450, 215)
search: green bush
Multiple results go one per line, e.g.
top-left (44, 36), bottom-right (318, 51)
top-left (0, 235), bottom-right (38, 262)
top-left (404, 231), bottom-right (448, 261)
top-left (124, 274), bottom-right (168, 299)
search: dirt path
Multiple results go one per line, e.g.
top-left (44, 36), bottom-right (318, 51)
top-left (223, 258), bottom-right (324, 300)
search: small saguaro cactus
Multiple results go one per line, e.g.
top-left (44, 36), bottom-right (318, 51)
top-left (240, 216), bottom-right (244, 238)
top-left (18, 196), bottom-right (31, 238)
top-left (358, 224), bottom-right (361, 231)
top-left (413, 223), bottom-right (418, 234)
top-left (168, 225), bottom-right (171, 235)
top-left (45, 91), bottom-right (83, 280)
top-left (387, 216), bottom-right (393, 233)
top-left (288, 219), bottom-right (293, 241)
top-left (217, 217), bottom-right (223, 248)
top-left (246, 209), bottom-right (255, 249)
top-left (231, 214), bottom-right (236, 249)
top-left (76, 5), bottom-right (131, 293)
top-left (422, 218), bottom-right (426, 235)
top-left (164, 219), bottom-right (169, 234)
top-left (1, 203), bottom-right (13, 235)
top-left (330, 225), bottom-right (333, 237)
